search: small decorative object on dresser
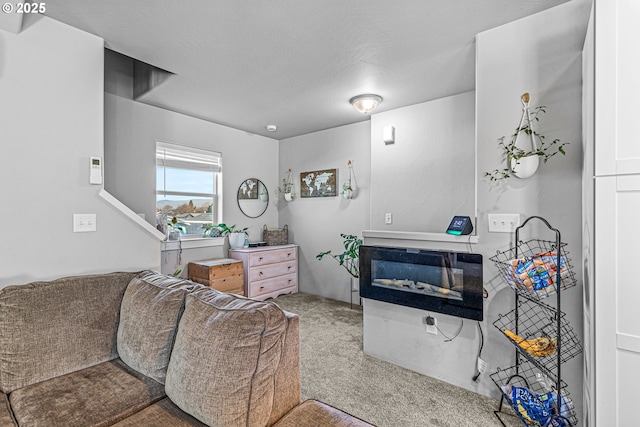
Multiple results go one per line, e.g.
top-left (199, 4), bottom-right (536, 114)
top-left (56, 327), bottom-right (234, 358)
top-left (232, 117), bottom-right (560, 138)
top-left (229, 244), bottom-right (298, 300)
top-left (187, 258), bottom-right (245, 296)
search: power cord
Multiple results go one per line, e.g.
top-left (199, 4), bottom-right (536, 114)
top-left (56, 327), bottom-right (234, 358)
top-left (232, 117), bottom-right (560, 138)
top-left (472, 321), bottom-right (485, 382)
top-left (437, 318), bottom-right (464, 342)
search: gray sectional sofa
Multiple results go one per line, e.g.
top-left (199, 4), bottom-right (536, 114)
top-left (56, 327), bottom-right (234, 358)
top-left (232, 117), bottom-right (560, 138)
top-left (0, 271), bottom-right (372, 427)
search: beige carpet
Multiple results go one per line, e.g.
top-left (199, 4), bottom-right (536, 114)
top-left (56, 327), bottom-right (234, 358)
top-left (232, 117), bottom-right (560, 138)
top-left (273, 292), bottom-right (520, 427)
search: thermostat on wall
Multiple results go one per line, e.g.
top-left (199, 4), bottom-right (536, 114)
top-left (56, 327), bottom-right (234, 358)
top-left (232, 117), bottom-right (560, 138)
top-left (90, 156), bottom-right (102, 185)
top-left (446, 216), bottom-right (473, 235)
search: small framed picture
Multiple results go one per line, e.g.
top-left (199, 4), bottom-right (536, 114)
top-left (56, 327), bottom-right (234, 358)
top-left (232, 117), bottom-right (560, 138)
top-left (237, 178), bottom-right (259, 199)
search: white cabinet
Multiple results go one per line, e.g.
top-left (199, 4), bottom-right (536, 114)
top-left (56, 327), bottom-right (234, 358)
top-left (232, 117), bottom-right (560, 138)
top-left (591, 2), bottom-right (640, 426)
top-left (594, 176), bottom-right (640, 427)
top-left (228, 245), bottom-right (298, 301)
top-left (595, 0), bottom-right (640, 176)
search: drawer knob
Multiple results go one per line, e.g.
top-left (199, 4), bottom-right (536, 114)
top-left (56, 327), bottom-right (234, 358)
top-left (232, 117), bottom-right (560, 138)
top-left (287, 253), bottom-right (291, 257)
top-left (260, 286), bottom-right (265, 290)
top-left (259, 271), bottom-right (264, 276)
top-left (288, 266), bottom-right (292, 270)
top-left (259, 257), bottom-right (263, 261)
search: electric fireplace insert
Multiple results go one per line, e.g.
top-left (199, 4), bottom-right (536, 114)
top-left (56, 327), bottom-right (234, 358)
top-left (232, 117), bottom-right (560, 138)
top-left (359, 246), bottom-right (483, 321)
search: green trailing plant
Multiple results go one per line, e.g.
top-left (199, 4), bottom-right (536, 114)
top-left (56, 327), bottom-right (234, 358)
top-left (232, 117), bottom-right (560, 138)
top-left (485, 104), bottom-right (569, 181)
top-left (202, 223), bottom-right (247, 238)
top-left (316, 233), bottom-right (362, 278)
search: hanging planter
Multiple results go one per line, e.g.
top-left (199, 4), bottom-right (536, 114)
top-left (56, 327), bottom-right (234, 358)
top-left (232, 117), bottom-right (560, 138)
top-left (485, 93), bottom-right (568, 181)
top-left (278, 169), bottom-right (296, 201)
top-left (341, 160), bottom-right (356, 199)
top-left (510, 155), bottom-right (539, 179)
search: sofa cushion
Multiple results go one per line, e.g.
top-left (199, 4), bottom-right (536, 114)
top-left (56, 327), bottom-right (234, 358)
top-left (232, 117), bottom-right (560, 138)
top-left (8, 359), bottom-right (165, 427)
top-left (0, 271), bottom-right (138, 393)
top-left (112, 397), bottom-right (207, 427)
top-left (165, 290), bottom-right (288, 427)
top-left (0, 392), bottom-right (16, 426)
top-left (272, 399), bottom-right (375, 427)
top-left (117, 271), bottom-right (200, 384)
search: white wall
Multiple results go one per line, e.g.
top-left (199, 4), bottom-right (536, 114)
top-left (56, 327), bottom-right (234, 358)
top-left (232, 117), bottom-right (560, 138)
top-left (475, 0), bottom-right (589, 416)
top-left (370, 91), bottom-right (476, 232)
top-left (278, 122), bottom-right (371, 303)
top-left (0, 16), bottom-right (160, 288)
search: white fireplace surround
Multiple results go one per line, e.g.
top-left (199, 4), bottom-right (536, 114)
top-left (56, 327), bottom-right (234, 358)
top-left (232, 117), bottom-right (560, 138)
top-left (361, 229), bottom-right (482, 392)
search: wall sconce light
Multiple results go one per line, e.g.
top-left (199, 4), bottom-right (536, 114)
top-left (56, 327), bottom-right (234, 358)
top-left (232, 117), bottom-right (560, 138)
top-left (350, 94), bottom-right (383, 114)
top-left (383, 125), bottom-right (395, 144)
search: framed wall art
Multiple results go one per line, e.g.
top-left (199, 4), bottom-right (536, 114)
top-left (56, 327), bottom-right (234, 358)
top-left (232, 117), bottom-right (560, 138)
top-left (300, 169), bottom-right (337, 197)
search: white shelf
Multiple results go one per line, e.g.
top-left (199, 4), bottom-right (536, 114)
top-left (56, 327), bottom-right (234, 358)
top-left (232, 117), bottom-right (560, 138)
top-left (362, 230), bottom-right (479, 244)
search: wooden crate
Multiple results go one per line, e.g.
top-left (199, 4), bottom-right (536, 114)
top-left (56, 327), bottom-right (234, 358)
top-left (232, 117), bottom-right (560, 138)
top-left (188, 258), bottom-right (244, 296)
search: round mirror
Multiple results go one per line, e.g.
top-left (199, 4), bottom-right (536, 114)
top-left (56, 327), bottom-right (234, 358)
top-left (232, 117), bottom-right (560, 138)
top-left (237, 178), bottom-right (269, 218)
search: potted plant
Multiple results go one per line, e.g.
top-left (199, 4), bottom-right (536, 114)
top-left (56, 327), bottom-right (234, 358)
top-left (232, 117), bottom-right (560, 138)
top-left (485, 93), bottom-right (568, 181)
top-left (167, 216), bottom-right (185, 240)
top-left (278, 169), bottom-right (295, 201)
top-left (202, 223), bottom-right (248, 248)
top-left (202, 223), bottom-right (227, 238)
top-left (341, 160), bottom-right (356, 199)
top-left (341, 182), bottom-right (354, 199)
top-left (228, 228), bottom-right (248, 249)
top-left (316, 234), bottom-right (362, 291)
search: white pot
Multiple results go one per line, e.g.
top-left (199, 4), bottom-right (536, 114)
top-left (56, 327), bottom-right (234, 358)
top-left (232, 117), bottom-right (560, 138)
top-left (351, 276), bottom-right (359, 291)
top-left (284, 192), bottom-right (294, 201)
top-left (510, 155), bottom-right (539, 179)
top-left (229, 233), bottom-right (245, 249)
top-left (342, 189), bottom-right (353, 199)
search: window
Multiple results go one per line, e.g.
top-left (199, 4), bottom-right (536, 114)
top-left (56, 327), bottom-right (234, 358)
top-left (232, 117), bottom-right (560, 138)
top-left (156, 141), bottom-right (222, 237)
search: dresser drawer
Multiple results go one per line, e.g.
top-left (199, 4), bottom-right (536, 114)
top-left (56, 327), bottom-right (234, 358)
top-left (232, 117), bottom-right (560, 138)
top-left (249, 260), bottom-right (296, 282)
top-left (250, 273), bottom-right (298, 297)
top-left (249, 247), bottom-right (297, 267)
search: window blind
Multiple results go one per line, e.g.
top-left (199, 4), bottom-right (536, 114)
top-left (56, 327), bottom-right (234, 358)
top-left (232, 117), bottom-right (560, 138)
top-left (156, 141), bottom-right (221, 172)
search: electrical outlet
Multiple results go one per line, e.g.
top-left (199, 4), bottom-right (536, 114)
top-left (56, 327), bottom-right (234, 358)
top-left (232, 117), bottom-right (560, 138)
top-left (424, 316), bottom-right (437, 335)
top-left (385, 213), bottom-right (392, 224)
top-left (488, 213), bottom-right (520, 233)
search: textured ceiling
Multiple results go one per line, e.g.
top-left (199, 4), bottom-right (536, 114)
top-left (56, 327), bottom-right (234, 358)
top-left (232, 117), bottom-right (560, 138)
top-left (42, 0), bottom-right (575, 139)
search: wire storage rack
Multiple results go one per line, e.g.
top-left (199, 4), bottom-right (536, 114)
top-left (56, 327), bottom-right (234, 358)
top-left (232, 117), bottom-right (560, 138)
top-left (491, 358), bottom-right (578, 426)
top-left (490, 239), bottom-right (577, 300)
top-left (489, 216), bottom-right (582, 427)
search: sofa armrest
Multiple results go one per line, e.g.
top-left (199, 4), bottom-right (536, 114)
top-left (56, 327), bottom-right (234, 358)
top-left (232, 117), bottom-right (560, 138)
top-left (268, 311), bottom-right (301, 426)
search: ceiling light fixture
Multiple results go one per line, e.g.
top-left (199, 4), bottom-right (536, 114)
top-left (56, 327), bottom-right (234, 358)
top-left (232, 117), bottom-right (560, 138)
top-left (349, 94), bottom-right (383, 114)
top-left (266, 124), bottom-right (277, 132)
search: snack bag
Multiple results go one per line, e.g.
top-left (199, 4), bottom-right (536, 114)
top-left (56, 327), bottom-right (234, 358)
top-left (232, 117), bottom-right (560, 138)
top-left (501, 383), bottom-right (572, 427)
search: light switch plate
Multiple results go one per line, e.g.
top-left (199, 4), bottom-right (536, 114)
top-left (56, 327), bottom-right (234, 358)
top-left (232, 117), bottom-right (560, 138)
top-left (488, 213), bottom-right (520, 233)
top-left (73, 214), bottom-right (96, 232)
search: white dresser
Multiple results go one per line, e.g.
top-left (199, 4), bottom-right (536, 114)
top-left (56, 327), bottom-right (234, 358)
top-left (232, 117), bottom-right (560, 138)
top-left (228, 244), bottom-right (298, 300)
